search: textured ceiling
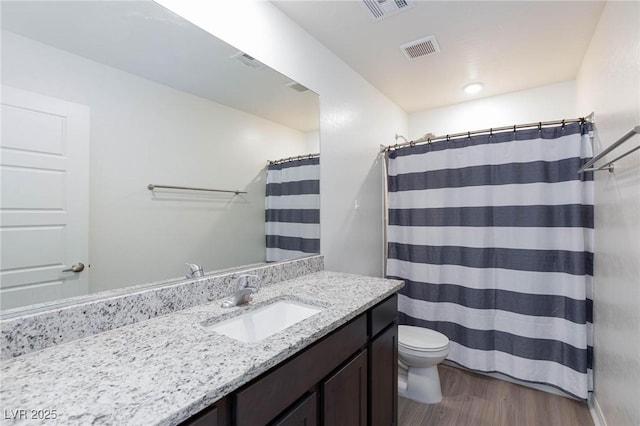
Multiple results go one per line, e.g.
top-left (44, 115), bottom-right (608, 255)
top-left (272, 0), bottom-right (605, 113)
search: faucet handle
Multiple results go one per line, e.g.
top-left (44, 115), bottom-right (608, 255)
top-left (235, 274), bottom-right (259, 291)
top-left (186, 263), bottom-right (204, 278)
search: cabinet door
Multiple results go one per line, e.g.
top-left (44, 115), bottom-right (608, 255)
top-left (273, 392), bottom-right (317, 426)
top-left (370, 324), bottom-right (398, 426)
top-left (322, 350), bottom-right (367, 426)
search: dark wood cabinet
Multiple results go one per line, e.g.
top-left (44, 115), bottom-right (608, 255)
top-left (273, 392), bottom-right (318, 426)
top-left (370, 323), bottom-right (398, 426)
top-left (323, 349), bottom-right (368, 426)
top-left (234, 316), bottom-right (367, 425)
top-left (368, 293), bottom-right (399, 426)
top-left (180, 397), bottom-right (229, 426)
top-left (183, 294), bottom-right (397, 426)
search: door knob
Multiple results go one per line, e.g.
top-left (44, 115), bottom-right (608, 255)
top-left (62, 262), bottom-right (85, 273)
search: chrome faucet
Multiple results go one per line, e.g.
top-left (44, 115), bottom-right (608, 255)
top-left (185, 263), bottom-right (204, 279)
top-left (221, 274), bottom-right (259, 308)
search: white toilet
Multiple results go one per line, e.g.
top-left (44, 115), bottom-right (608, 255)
top-left (398, 325), bottom-right (450, 404)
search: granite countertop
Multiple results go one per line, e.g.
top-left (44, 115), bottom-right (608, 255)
top-left (0, 271), bottom-right (403, 425)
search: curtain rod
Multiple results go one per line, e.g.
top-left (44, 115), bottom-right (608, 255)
top-left (268, 152), bottom-right (319, 165)
top-left (382, 113), bottom-right (594, 153)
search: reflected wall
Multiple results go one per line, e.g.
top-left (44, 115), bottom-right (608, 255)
top-left (2, 30), bottom-right (312, 296)
top-left (0, 1), bottom-right (319, 311)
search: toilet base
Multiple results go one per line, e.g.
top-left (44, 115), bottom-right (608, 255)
top-left (398, 365), bottom-right (443, 404)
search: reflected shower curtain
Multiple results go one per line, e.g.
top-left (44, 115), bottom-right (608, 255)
top-left (386, 123), bottom-right (594, 399)
top-left (265, 156), bottom-right (320, 262)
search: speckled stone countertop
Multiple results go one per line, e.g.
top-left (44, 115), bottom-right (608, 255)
top-left (1, 255), bottom-right (323, 360)
top-left (0, 271), bottom-right (403, 425)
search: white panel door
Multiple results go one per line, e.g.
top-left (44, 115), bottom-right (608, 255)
top-left (1, 86), bottom-right (89, 310)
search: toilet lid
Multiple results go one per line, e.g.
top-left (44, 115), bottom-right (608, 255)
top-left (398, 325), bottom-right (449, 351)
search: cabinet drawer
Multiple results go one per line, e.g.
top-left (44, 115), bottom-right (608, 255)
top-left (369, 295), bottom-right (397, 338)
top-left (234, 314), bottom-right (367, 425)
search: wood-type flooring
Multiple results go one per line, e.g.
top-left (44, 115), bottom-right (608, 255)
top-left (398, 364), bottom-right (594, 426)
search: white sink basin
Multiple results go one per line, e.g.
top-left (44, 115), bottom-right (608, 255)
top-left (209, 300), bottom-right (322, 343)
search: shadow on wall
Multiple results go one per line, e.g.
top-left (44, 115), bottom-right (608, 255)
top-left (327, 151), bottom-right (385, 277)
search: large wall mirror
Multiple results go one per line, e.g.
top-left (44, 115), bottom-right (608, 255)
top-left (0, 1), bottom-right (320, 312)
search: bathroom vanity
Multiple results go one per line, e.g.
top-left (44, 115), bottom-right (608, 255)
top-left (185, 294), bottom-right (398, 426)
top-left (0, 263), bottom-right (403, 426)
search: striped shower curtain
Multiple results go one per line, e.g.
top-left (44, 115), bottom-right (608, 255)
top-left (265, 156), bottom-right (320, 262)
top-left (386, 122), bottom-right (594, 399)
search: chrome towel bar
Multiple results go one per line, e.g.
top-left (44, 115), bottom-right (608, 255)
top-left (578, 125), bottom-right (640, 174)
top-left (147, 184), bottom-right (246, 195)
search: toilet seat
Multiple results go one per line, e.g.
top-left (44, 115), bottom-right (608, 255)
top-left (399, 325), bottom-right (449, 352)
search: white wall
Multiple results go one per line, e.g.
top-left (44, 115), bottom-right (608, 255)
top-left (2, 30), bottom-right (308, 292)
top-left (156, 0), bottom-right (409, 277)
top-left (409, 80), bottom-right (577, 138)
top-left (305, 131), bottom-right (320, 154)
top-left (576, 2), bottom-right (640, 425)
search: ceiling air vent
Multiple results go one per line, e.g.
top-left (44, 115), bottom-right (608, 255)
top-left (230, 51), bottom-right (264, 69)
top-left (400, 35), bottom-right (440, 60)
top-left (361, 0), bottom-right (414, 22)
top-left (286, 81), bottom-right (310, 93)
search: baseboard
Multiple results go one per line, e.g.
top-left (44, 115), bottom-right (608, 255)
top-left (588, 394), bottom-right (607, 426)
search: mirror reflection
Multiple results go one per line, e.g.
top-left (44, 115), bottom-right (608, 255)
top-left (0, 1), bottom-right (320, 312)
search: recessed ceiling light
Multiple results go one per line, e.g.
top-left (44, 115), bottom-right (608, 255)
top-left (464, 82), bottom-right (483, 94)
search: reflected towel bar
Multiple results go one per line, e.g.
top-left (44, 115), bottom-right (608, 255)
top-left (578, 125), bottom-right (640, 174)
top-left (147, 184), bottom-right (246, 195)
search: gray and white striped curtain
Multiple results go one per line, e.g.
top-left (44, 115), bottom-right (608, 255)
top-left (386, 122), bottom-right (594, 399)
top-left (265, 156), bottom-right (320, 262)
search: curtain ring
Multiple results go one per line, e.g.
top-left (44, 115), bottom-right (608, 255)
top-left (446, 135), bottom-right (451, 142)
top-left (467, 131), bottom-right (471, 139)
top-left (513, 125), bottom-right (516, 133)
top-left (561, 119), bottom-right (566, 128)
top-left (489, 128), bottom-right (493, 137)
top-left (427, 138), bottom-right (432, 144)
top-left (538, 122), bottom-right (542, 131)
